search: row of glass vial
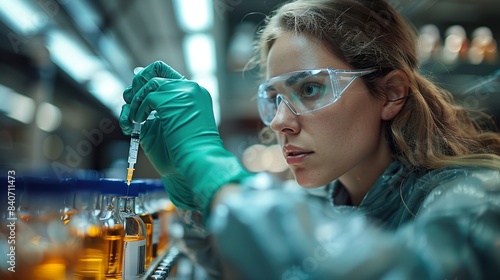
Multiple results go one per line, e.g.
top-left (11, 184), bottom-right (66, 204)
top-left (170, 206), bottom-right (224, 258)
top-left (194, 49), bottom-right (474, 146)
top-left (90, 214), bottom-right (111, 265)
top-left (0, 177), bottom-right (176, 280)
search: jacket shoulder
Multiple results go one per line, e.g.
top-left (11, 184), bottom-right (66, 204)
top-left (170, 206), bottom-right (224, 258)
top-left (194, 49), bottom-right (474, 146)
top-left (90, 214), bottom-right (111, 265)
top-left (417, 166), bottom-right (500, 216)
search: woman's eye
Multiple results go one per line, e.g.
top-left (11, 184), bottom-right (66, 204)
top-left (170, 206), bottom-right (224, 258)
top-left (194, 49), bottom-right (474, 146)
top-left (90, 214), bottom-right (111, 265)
top-left (300, 83), bottom-right (323, 98)
top-left (267, 92), bottom-right (278, 101)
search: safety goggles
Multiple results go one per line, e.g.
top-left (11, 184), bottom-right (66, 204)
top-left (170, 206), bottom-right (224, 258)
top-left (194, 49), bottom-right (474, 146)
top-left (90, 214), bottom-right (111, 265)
top-left (257, 68), bottom-right (376, 125)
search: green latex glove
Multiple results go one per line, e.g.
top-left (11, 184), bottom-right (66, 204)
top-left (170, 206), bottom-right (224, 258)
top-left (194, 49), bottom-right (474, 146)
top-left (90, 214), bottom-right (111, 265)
top-left (120, 62), bottom-right (195, 207)
top-left (120, 62), bottom-right (184, 177)
top-left (120, 61), bottom-right (252, 216)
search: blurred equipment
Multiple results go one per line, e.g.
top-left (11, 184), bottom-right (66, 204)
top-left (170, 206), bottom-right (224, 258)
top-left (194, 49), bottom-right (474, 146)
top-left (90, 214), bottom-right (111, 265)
top-left (468, 27), bottom-right (498, 65)
top-left (418, 24), bottom-right (442, 63)
top-left (442, 25), bottom-right (469, 64)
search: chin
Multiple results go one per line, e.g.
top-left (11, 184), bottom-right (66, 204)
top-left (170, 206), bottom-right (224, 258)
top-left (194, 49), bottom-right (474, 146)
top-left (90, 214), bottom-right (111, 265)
top-left (293, 173), bottom-right (325, 189)
top-left (292, 167), bottom-right (336, 188)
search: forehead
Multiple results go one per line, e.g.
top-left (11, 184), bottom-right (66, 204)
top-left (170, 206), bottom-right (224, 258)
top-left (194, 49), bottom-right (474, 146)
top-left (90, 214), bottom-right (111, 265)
top-left (265, 32), bottom-right (351, 79)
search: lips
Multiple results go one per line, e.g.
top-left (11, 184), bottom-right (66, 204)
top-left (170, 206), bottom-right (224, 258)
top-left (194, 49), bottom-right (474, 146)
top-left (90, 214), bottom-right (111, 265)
top-left (283, 145), bottom-right (313, 165)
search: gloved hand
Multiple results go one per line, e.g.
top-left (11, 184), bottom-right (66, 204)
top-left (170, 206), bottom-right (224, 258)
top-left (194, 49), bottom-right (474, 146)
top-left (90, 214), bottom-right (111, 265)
top-left (120, 61), bottom-right (183, 177)
top-left (120, 62), bottom-right (195, 209)
top-left (119, 61), bottom-right (252, 217)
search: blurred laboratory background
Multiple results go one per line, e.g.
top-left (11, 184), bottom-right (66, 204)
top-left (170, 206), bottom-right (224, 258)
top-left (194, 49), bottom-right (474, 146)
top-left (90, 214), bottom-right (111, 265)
top-left (0, 0), bottom-right (499, 180)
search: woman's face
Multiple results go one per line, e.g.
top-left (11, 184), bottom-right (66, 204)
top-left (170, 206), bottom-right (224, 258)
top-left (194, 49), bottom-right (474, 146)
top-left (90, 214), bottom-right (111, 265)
top-left (266, 33), bottom-right (387, 188)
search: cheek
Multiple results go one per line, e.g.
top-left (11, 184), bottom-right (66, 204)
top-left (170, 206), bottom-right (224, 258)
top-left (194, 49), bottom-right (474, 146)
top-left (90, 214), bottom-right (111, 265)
top-left (312, 101), bottom-right (363, 143)
top-left (340, 90), bottom-right (383, 135)
top-left (312, 97), bottom-right (383, 159)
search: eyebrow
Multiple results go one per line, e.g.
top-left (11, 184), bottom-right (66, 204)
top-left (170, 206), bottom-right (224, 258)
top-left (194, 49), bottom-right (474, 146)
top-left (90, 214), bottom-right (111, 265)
top-left (262, 72), bottom-right (308, 94)
top-left (263, 85), bottom-right (276, 93)
top-left (285, 71), bottom-right (310, 86)
top-left (263, 69), bottom-right (326, 93)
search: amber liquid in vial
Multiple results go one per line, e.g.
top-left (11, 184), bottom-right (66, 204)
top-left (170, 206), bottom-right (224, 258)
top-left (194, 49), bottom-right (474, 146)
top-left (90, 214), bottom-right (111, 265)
top-left (17, 224), bottom-right (80, 279)
top-left (73, 224), bottom-right (106, 280)
top-left (29, 255), bottom-right (71, 280)
top-left (139, 213), bottom-right (154, 269)
top-left (102, 225), bottom-right (125, 279)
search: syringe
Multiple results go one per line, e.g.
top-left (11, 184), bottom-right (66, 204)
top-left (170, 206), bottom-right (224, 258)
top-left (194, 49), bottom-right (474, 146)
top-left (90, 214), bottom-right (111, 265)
top-left (126, 111), bottom-right (156, 186)
top-left (126, 66), bottom-right (155, 188)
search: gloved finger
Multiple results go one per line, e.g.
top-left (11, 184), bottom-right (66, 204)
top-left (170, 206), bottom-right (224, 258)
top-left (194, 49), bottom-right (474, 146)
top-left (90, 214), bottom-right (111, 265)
top-left (139, 115), bottom-right (158, 137)
top-left (151, 60), bottom-right (184, 80)
top-left (119, 103), bottom-right (133, 135)
top-left (123, 86), bottom-right (132, 104)
top-left (139, 112), bottom-right (160, 147)
top-left (128, 78), bottom-right (164, 122)
top-left (125, 61), bottom-right (185, 103)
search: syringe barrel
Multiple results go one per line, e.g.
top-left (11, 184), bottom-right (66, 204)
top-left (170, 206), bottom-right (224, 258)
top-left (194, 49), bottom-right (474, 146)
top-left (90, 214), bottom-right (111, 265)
top-left (127, 137), bottom-right (140, 164)
top-left (126, 113), bottom-right (154, 176)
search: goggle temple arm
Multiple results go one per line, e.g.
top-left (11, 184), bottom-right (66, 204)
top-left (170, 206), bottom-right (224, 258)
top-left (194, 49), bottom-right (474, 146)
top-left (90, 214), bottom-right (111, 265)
top-left (332, 72), bottom-right (364, 97)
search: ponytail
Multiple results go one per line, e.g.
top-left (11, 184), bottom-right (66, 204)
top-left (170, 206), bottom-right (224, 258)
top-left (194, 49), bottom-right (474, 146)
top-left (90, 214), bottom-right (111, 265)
top-left (390, 71), bottom-right (500, 170)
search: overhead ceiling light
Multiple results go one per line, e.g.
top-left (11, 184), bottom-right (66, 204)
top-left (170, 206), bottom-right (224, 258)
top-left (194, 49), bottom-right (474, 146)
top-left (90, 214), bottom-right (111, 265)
top-left (0, 0), bottom-right (48, 35)
top-left (98, 33), bottom-right (133, 81)
top-left (88, 70), bottom-right (126, 118)
top-left (0, 84), bottom-right (35, 124)
top-left (58, 0), bottom-right (101, 34)
top-left (183, 33), bottom-right (216, 74)
top-left (47, 30), bottom-right (104, 83)
top-left (183, 33), bottom-right (219, 124)
top-left (173, 0), bottom-right (213, 32)
top-left (47, 30), bottom-right (125, 117)
top-left (36, 102), bottom-right (61, 132)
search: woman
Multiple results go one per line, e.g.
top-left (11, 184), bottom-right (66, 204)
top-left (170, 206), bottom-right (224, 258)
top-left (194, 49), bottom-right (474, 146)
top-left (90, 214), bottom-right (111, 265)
top-left (120, 0), bottom-right (500, 278)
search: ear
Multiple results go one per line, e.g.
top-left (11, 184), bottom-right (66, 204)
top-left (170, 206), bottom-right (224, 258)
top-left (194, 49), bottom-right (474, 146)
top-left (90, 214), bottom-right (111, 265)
top-left (379, 70), bottom-right (409, 121)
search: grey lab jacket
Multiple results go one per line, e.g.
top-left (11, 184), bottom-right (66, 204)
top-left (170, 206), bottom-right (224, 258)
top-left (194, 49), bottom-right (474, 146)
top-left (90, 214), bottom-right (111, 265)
top-left (174, 161), bottom-right (500, 279)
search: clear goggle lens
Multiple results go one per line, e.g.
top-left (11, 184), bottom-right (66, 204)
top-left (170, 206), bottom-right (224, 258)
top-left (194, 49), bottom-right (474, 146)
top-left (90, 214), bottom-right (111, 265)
top-left (257, 68), bottom-right (376, 125)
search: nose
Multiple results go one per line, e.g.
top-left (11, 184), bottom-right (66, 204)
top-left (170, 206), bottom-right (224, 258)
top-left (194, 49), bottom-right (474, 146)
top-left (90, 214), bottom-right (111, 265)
top-left (269, 95), bottom-right (300, 134)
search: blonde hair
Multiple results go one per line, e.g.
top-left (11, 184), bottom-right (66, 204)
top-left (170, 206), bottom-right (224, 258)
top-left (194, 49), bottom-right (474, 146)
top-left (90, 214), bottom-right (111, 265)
top-left (254, 0), bottom-right (500, 170)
